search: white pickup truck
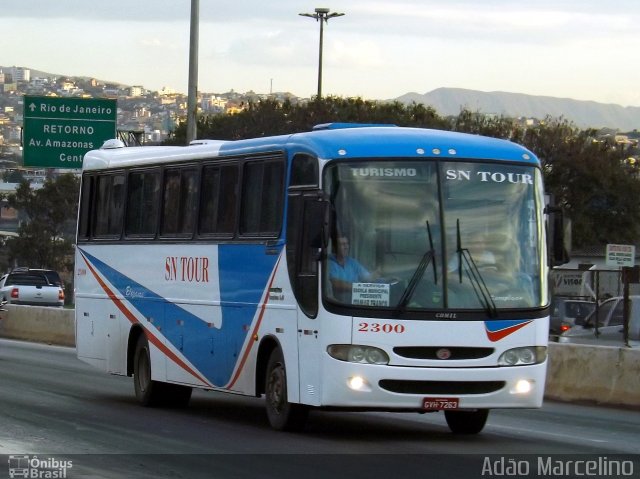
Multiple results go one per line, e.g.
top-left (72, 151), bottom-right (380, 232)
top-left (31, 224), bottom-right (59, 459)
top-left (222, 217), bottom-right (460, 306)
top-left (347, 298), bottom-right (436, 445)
top-left (0, 269), bottom-right (64, 307)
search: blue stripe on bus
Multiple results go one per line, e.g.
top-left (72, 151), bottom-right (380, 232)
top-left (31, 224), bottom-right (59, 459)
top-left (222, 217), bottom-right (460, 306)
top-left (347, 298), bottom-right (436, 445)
top-left (484, 319), bottom-right (531, 333)
top-left (81, 244), bottom-right (283, 387)
top-left (484, 319), bottom-right (533, 342)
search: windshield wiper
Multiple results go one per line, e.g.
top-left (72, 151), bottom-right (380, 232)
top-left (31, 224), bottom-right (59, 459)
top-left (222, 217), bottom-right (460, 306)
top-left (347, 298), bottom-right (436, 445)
top-left (395, 221), bottom-right (437, 314)
top-left (455, 219), bottom-right (498, 318)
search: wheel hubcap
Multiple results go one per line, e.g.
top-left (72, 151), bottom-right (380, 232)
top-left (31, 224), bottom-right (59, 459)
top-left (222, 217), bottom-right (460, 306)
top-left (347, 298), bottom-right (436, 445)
top-left (268, 364), bottom-right (285, 414)
top-left (137, 348), bottom-right (150, 392)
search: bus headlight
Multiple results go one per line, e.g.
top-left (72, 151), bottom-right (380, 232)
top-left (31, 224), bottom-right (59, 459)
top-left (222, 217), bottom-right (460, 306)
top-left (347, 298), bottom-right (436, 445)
top-left (498, 347), bottom-right (546, 366)
top-left (327, 345), bottom-right (390, 365)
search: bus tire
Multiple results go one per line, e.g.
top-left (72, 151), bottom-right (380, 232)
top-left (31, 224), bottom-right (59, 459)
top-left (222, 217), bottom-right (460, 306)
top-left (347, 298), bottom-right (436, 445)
top-left (444, 409), bottom-right (489, 434)
top-left (133, 333), bottom-right (164, 407)
top-left (265, 348), bottom-right (308, 431)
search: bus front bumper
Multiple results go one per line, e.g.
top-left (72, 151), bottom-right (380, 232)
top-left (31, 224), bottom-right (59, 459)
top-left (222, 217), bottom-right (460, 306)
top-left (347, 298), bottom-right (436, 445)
top-left (318, 358), bottom-right (546, 410)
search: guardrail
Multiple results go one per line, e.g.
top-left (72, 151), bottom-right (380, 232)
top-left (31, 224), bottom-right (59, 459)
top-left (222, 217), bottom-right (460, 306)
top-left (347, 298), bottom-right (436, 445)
top-left (0, 305), bottom-right (638, 407)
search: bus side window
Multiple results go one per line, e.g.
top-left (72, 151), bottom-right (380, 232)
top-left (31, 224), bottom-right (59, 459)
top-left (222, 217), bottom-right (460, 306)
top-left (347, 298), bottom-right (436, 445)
top-left (290, 154), bottom-right (318, 187)
top-left (93, 173), bottom-right (125, 238)
top-left (199, 164), bottom-right (238, 236)
top-left (240, 159), bottom-right (284, 237)
top-left (78, 174), bottom-right (94, 240)
top-left (161, 166), bottom-right (198, 237)
top-left (125, 169), bottom-right (161, 237)
top-left (162, 170), bottom-right (181, 235)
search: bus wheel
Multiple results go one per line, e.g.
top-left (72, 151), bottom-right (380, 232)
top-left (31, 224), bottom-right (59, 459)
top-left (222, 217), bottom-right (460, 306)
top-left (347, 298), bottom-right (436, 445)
top-left (133, 334), bottom-right (164, 407)
top-left (133, 334), bottom-right (192, 408)
top-left (265, 348), bottom-right (308, 431)
top-left (444, 409), bottom-right (489, 434)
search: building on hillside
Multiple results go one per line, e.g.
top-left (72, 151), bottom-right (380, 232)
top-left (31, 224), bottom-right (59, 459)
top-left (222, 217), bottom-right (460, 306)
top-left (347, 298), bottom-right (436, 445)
top-left (129, 85), bottom-right (145, 97)
top-left (158, 86), bottom-right (177, 96)
top-left (11, 67), bottom-right (30, 82)
top-left (2, 83), bottom-right (17, 93)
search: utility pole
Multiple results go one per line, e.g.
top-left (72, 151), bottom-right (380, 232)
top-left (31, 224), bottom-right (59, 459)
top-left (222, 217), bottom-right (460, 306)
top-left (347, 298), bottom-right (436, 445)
top-left (299, 8), bottom-right (345, 98)
top-left (186, 0), bottom-right (199, 144)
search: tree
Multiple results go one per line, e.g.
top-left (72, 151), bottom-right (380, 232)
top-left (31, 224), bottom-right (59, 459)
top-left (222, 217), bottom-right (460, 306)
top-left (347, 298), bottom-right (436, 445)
top-left (519, 119), bottom-right (640, 248)
top-left (4, 174), bottom-right (80, 272)
top-left (165, 97), bottom-right (449, 144)
top-left (450, 108), bottom-right (521, 139)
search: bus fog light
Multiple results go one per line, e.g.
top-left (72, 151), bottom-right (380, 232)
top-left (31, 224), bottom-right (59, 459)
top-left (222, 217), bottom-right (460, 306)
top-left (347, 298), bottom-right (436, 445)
top-left (348, 376), bottom-right (365, 390)
top-left (512, 379), bottom-right (533, 394)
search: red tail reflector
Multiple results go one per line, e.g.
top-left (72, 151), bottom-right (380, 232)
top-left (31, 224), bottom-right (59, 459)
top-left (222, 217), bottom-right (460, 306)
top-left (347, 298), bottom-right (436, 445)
top-left (11, 288), bottom-right (19, 299)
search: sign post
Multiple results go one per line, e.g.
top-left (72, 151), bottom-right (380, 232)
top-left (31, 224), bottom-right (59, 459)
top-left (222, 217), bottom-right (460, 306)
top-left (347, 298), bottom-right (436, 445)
top-left (605, 244), bottom-right (636, 346)
top-left (23, 95), bottom-right (117, 169)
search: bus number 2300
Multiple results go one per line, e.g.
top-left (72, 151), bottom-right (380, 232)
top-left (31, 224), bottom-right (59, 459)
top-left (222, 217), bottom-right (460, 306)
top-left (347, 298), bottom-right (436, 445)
top-left (358, 322), bottom-right (405, 333)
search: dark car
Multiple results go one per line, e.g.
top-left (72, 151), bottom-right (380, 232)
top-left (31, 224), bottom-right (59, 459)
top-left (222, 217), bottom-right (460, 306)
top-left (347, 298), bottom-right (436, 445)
top-left (550, 297), bottom-right (596, 334)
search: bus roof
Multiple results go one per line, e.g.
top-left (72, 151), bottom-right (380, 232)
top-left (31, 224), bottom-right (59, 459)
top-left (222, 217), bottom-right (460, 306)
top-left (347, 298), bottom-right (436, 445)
top-left (82, 125), bottom-right (539, 171)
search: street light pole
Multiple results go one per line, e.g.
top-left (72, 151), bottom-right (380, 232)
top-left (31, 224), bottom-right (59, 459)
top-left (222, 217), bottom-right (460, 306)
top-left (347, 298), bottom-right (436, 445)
top-left (299, 7), bottom-right (345, 99)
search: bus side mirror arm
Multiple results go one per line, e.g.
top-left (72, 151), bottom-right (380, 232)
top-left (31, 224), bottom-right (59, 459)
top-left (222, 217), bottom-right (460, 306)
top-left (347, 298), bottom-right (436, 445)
top-left (305, 192), bottom-right (332, 261)
top-left (545, 205), bottom-right (571, 266)
top-left (313, 191), bottom-right (332, 252)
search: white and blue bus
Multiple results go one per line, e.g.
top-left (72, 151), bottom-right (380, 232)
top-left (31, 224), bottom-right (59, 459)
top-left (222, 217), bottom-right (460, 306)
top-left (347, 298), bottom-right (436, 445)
top-left (75, 124), bottom-right (565, 433)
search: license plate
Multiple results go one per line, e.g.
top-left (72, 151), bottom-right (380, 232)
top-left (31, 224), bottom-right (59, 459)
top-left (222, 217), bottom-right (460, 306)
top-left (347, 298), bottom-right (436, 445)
top-left (422, 397), bottom-right (459, 410)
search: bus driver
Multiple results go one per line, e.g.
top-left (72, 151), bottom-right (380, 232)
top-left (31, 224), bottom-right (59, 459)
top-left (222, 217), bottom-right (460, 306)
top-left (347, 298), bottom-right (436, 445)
top-left (328, 235), bottom-right (373, 301)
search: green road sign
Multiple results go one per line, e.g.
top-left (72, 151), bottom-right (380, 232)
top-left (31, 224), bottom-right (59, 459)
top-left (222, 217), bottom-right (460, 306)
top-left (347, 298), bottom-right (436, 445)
top-left (23, 95), bottom-right (117, 169)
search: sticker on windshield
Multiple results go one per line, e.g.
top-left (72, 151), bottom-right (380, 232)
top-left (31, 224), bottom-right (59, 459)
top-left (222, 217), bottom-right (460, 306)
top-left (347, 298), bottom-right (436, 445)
top-left (352, 282), bottom-right (390, 306)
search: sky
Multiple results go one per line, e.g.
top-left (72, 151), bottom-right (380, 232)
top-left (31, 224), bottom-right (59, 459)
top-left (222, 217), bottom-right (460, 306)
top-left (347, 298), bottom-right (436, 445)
top-left (3, 0), bottom-right (640, 106)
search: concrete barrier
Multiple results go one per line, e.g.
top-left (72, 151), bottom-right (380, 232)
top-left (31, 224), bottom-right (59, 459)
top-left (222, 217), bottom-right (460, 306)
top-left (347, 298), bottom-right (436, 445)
top-left (0, 304), bottom-right (74, 347)
top-left (0, 305), bottom-right (638, 407)
top-left (545, 342), bottom-right (640, 407)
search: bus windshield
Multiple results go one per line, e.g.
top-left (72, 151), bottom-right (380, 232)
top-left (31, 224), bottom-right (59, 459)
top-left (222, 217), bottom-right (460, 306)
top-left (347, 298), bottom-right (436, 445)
top-left (322, 159), bottom-right (547, 313)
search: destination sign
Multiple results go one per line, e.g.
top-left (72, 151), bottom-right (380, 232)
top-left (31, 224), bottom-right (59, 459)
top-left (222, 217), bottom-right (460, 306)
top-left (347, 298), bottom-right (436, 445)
top-left (606, 243), bottom-right (635, 267)
top-left (23, 95), bottom-right (117, 169)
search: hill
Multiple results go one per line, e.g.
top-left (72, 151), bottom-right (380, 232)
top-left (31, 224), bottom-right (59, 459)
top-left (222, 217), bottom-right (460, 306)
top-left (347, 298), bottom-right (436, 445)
top-left (395, 88), bottom-right (640, 131)
top-left (5, 65), bottom-right (639, 130)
